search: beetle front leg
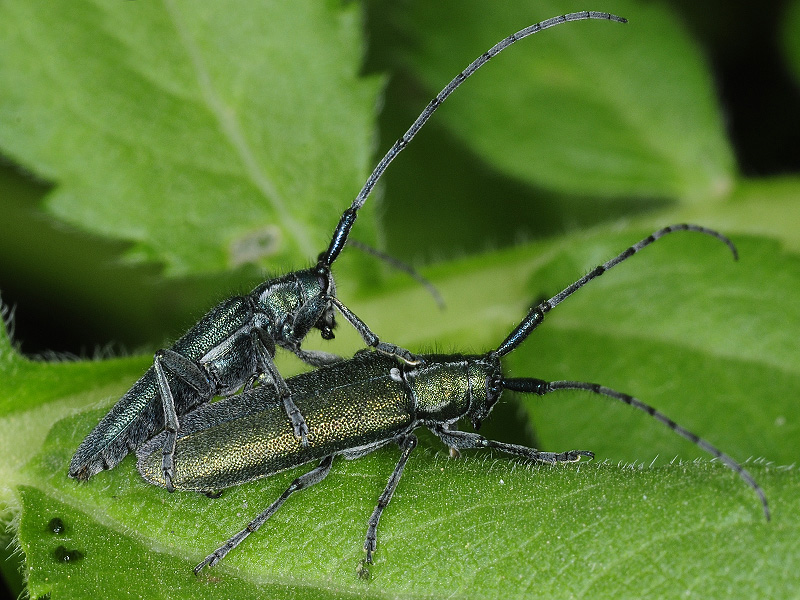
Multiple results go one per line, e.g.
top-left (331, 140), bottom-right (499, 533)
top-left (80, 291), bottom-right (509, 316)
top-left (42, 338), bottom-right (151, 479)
top-left (359, 434), bottom-right (418, 579)
top-left (432, 426), bottom-right (594, 464)
top-left (294, 347), bottom-right (343, 367)
top-left (251, 329), bottom-right (309, 445)
top-left (328, 297), bottom-right (421, 365)
top-left (153, 349), bottom-right (212, 492)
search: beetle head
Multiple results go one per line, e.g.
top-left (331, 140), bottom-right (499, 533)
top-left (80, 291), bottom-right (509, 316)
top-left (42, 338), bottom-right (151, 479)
top-left (465, 354), bottom-right (503, 430)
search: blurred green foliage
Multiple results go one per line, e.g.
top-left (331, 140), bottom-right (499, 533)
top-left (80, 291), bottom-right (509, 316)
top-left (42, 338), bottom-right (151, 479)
top-left (1, 1), bottom-right (799, 598)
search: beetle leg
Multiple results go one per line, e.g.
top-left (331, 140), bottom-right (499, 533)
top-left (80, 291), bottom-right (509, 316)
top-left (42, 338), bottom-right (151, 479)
top-left (446, 422), bottom-right (461, 459)
top-left (252, 329), bottom-right (309, 445)
top-left (294, 347), bottom-right (343, 367)
top-left (432, 426), bottom-right (594, 464)
top-left (360, 434), bottom-right (418, 579)
top-left (328, 296), bottom-right (422, 365)
top-left (194, 455), bottom-right (335, 575)
top-left (153, 349), bottom-right (212, 492)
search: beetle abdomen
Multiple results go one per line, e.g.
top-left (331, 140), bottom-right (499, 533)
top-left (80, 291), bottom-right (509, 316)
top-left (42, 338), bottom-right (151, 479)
top-left (137, 352), bottom-right (413, 492)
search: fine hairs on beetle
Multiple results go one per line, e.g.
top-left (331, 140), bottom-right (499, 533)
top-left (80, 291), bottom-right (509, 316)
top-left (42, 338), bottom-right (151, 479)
top-left (137, 224), bottom-right (769, 577)
top-left (69, 239), bottom-right (442, 486)
top-left (134, 12), bottom-right (770, 576)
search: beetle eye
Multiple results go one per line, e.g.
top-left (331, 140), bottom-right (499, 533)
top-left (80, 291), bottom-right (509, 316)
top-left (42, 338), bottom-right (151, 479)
top-left (491, 374), bottom-right (503, 396)
top-left (314, 262), bottom-right (330, 283)
top-left (318, 308), bottom-right (337, 339)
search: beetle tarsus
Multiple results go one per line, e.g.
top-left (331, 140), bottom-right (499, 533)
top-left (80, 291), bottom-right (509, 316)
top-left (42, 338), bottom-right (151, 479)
top-left (375, 342), bottom-right (422, 365)
top-left (283, 396), bottom-right (310, 445)
top-left (162, 430), bottom-right (177, 492)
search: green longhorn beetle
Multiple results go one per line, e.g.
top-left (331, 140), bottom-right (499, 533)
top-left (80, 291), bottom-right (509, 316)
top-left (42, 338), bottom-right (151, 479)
top-left (70, 10), bottom-right (624, 490)
top-left (136, 225), bottom-right (770, 577)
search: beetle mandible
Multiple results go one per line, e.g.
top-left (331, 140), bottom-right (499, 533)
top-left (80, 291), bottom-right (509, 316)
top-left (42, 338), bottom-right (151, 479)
top-left (68, 9), bottom-right (621, 489)
top-left (136, 224), bottom-right (769, 577)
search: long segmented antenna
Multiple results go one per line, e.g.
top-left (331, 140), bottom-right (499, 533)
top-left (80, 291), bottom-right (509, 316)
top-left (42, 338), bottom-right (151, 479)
top-left (320, 11), bottom-right (627, 267)
top-left (495, 224), bottom-right (738, 357)
top-left (501, 377), bottom-right (770, 520)
top-left (347, 240), bottom-right (445, 309)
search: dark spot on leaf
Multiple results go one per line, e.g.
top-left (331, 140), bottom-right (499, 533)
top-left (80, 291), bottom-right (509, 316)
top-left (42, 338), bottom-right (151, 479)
top-left (47, 518), bottom-right (65, 534)
top-left (54, 546), bottom-right (84, 563)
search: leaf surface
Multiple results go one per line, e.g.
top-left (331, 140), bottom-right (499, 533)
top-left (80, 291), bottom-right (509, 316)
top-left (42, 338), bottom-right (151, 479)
top-left (399, 0), bottom-right (735, 201)
top-left (4, 224), bottom-right (798, 598)
top-left (0, 1), bottom-right (381, 275)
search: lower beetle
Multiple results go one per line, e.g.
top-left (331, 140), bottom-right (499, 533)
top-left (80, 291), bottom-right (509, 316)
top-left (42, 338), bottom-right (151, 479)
top-left (136, 225), bottom-right (769, 576)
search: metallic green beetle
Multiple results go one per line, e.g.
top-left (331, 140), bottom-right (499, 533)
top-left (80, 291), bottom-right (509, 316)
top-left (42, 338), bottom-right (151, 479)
top-left (136, 225), bottom-right (769, 576)
top-left (70, 10), bottom-right (625, 490)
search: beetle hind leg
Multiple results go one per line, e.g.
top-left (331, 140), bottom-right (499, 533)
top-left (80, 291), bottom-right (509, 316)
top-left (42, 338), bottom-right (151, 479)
top-left (194, 455), bottom-right (334, 575)
top-left (153, 349), bottom-right (213, 491)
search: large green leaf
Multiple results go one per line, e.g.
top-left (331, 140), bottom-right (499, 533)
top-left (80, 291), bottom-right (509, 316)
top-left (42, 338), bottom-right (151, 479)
top-left (398, 0), bottom-right (736, 201)
top-left (5, 221), bottom-right (799, 598)
top-left (2, 1), bottom-right (799, 598)
top-left (16, 438), bottom-right (797, 600)
top-left (0, 1), bottom-right (381, 276)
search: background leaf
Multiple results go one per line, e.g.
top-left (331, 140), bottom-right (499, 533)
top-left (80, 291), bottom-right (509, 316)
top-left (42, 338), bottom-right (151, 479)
top-left (783, 0), bottom-right (800, 85)
top-left (0, 0), bottom-right (381, 276)
top-left (395, 0), bottom-right (735, 202)
top-left (1, 0), bottom-right (799, 598)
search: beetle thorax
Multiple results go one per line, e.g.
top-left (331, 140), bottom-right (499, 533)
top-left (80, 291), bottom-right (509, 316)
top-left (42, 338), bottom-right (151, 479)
top-left (251, 267), bottom-right (335, 337)
top-left (408, 356), bottom-right (497, 426)
top-left (254, 270), bottom-right (314, 311)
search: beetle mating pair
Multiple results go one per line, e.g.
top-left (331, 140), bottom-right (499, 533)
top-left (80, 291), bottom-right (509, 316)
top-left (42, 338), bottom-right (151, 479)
top-left (136, 222), bottom-right (768, 577)
top-left (71, 10), bottom-right (769, 577)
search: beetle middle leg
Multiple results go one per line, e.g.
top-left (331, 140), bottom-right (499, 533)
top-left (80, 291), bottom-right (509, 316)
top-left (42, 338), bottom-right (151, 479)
top-left (153, 349), bottom-right (213, 492)
top-left (194, 455), bottom-right (335, 575)
top-left (251, 329), bottom-right (311, 444)
top-left (359, 434), bottom-right (418, 579)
